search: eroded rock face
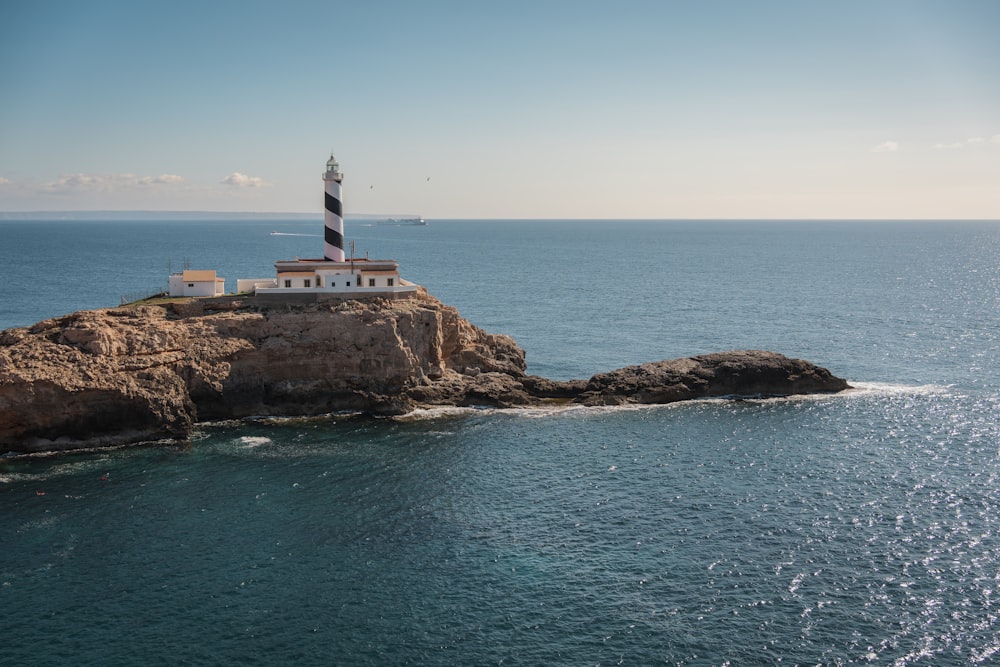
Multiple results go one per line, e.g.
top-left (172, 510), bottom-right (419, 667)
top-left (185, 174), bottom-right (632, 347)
top-left (0, 291), bottom-right (850, 454)
top-left (0, 290), bottom-right (523, 452)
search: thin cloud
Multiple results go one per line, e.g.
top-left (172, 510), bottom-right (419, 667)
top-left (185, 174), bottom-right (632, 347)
top-left (221, 172), bottom-right (267, 188)
top-left (0, 177), bottom-right (9, 185)
top-left (39, 172), bottom-right (184, 193)
top-left (933, 134), bottom-right (1000, 149)
top-left (42, 173), bottom-right (108, 191)
top-left (139, 174), bottom-right (184, 185)
top-left (871, 141), bottom-right (898, 153)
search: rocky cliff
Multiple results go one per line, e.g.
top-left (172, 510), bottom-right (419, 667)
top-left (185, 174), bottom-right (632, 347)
top-left (0, 290), bottom-right (849, 453)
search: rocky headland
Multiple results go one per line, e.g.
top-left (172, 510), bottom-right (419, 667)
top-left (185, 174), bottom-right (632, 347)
top-left (0, 289), bottom-right (850, 454)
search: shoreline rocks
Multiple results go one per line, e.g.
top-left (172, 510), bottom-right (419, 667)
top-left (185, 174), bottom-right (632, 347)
top-left (0, 290), bottom-right (850, 454)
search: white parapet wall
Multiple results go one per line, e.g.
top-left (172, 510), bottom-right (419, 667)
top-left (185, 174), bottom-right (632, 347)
top-left (237, 278), bottom-right (278, 293)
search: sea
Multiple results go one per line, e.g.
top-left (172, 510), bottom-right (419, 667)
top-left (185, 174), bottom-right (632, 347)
top-left (1, 218), bottom-right (999, 666)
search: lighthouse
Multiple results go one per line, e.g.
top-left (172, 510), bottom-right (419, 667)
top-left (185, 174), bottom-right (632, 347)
top-left (242, 153), bottom-right (419, 301)
top-left (323, 153), bottom-right (345, 262)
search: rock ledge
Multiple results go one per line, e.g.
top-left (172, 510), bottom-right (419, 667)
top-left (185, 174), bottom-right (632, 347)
top-left (0, 291), bottom-right (849, 453)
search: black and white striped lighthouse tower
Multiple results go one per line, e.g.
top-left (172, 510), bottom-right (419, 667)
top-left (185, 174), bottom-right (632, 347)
top-left (323, 153), bottom-right (346, 262)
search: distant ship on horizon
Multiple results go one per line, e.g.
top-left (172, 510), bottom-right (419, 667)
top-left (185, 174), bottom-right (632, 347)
top-left (377, 216), bottom-right (426, 226)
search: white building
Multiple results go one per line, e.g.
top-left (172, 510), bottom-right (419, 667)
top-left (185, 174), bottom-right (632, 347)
top-left (251, 257), bottom-right (416, 298)
top-left (168, 269), bottom-right (226, 297)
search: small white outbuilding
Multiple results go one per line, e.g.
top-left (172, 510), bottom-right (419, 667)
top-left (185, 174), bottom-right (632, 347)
top-left (168, 269), bottom-right (226, 297)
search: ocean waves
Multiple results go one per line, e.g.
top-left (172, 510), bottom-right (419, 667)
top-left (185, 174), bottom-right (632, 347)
top-left (5, 220), bottom-right (1000, 664)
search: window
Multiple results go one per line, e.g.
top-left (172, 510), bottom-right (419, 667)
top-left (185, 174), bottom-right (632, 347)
top-left (316, 277), bottom-right (322, 287)
top-left (368, 278), bottom-right (375, 287)
top-left (187, 283), bottom-right (194, 288)
top-left (346, 281), bottom-right (351, 287)
top-left (387, 278), bottom-right (394, 287)
top-left (304, 279), bottom-right (311, 288)
top-left (284, 279), bottom-right (291, 288)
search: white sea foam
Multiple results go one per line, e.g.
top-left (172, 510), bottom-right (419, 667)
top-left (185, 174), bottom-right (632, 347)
top-left (238, 436), bottom-right (272, 448)
top-left (395, 390), bottom-right (877, 422)
top-left (841, 381), bottom-right (951, 397)
top-left (345, 382), bottom-right (955, 425)
top-left (396, 402), bottom-right (667, 421)
top-left (397, 406), bottom-right (481, 420)
top-left (0, 473), bottom-right (32, 484)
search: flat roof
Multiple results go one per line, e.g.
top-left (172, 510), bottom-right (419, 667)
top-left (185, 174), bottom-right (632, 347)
top-left (275, 258), bottom-right (399, 270)
top-left (181, 269), bottom-right (221, 281)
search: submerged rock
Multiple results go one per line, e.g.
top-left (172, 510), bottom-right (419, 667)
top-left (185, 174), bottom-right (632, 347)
top-left (0, 290), bottom-right (849, 453)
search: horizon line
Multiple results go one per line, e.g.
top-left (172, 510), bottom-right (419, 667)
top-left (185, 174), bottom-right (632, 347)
top-left (1, 210), bottom-right (999, 223)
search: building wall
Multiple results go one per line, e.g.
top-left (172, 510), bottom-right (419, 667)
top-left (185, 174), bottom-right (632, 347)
top-left (359, 272), bottom-right (399, 288)
top-left (237, 278), bottom-right (277, 293)
top-left (168, 274), bottom-right (184, 296)
top-left (314, 269), bottom-right (361, 288)
top-left (186, 281), bottom-right (224, 297)
top-left (277, 273), bottom-right (328, 289)
top-left (168, 274), bottom-right (225, 297)
top-left (275, 270), bottom-right (400, 290)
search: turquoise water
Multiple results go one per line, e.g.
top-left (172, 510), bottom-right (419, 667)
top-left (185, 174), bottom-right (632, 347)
top-left (2, 219), bottom-right (1000, 664)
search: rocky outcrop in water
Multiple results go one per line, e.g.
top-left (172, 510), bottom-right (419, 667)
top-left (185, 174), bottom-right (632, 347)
top-left (0, 289), bottom-right (849, 453)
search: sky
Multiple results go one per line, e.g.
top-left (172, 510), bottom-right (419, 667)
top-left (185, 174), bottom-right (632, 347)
top-left (1, 0), bottom-right (999, 219)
